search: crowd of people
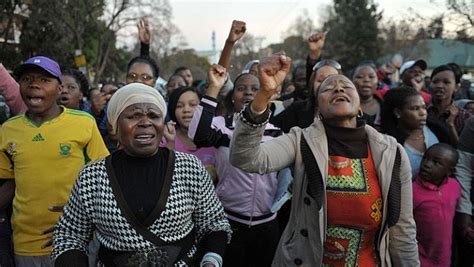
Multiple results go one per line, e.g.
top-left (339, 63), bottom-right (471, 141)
top-left (0, 18), bottom-right (473, 267)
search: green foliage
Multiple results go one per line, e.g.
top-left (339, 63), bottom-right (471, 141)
top-left (19, 0), bottom-right (76, 68)
top-left (0, 0), bottom-right (26, 68)
top-left (323, 0), bottom-right (382, 70)
top-left (2, 0), bottom-right (137, 84)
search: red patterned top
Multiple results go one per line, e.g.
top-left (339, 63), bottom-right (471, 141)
top-left (322, 146), bottom-right (382, 267)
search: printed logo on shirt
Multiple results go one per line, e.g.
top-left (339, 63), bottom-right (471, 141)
top-left (32, 133), bottom-right (45, 142)
top-left (6, 142), bottom-right (16, 156)
top-left (59, 143), bottom-right (71, 157)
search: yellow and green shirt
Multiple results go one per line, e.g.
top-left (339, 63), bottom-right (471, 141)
top-left (0, 108), bottom-right (110, 256)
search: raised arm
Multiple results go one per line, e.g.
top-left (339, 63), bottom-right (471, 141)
top-left (218, 20), bottom-right (246, 70)
top-left (306, 32), bottom-right (326, 85)
top-left (188, 65), bottom-right (230, 148)
top-left (0, 63), bottom-right (27, 115)
top-left (252, 53), bottom-right (292, 113)
top-left (138, 17), bottom-right (151, 57)
top-left (230, 53), bottom-right (297, 174)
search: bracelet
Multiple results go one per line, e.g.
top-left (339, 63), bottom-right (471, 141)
top-left (238, 104), bottom-right (271, 128)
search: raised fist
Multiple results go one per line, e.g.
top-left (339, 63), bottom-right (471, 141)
top-left (258, 52), bottom-right (292, 96)
top-left (207, 64), bottom-right (227, 91)
top-left (227, 20), bottom-right (246, 43)
top-left (307, 31), bottom-right (327, 52)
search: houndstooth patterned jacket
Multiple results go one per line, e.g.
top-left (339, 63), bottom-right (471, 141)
top-left (52, 151), bottom-right (231, 266)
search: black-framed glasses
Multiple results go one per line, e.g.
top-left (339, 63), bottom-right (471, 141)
top-left (126, 73), bottom-right (154, 82)
top-left (312, 59), bottom-right (342, 72)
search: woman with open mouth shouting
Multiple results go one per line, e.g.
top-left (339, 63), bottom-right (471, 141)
top-left (229, 53), bottom-right (419, 267)
top-left (52, 83), bottom-right (231, 267)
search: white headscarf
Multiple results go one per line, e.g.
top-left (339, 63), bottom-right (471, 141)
top-left (107, 83), bottom-right (167, 135)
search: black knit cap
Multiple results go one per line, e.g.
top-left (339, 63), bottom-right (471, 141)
top-left (167, 86), bottom-right (200, 125)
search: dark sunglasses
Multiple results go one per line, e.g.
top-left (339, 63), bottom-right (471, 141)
top-left (312, 59), bottom-right (342, 72)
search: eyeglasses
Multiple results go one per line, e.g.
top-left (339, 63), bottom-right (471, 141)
top-left (312, 59), bottom-right (342, 72)
top-left (126, 73), bottom-right (154, 82)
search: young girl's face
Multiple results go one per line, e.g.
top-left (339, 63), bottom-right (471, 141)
top-left (419, 146), bottom-right (456, 185)
top-left (175, 91), bottom-right (199, 130)
top-left (59, 75), bottom-right (83, 110)
top-left (353, 66), bottom-right (377, 100)
top-left (232, 74), bottom-right (259, 112)
top-left (430, 70), bottom-right (456, 103)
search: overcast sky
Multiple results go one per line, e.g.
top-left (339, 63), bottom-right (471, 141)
top-left (119, 0), bottom-right (448, 51)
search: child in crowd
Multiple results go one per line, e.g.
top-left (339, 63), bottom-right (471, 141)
top-left (0, 56), bottom-right (109, 266)
top-left (413, 143), bottom-right (461, 267)
top-left (167, 86), bottom-right (217, 182)
top-left (59, 69), bottom-right (90, 111)
top-left (174, 66), bottom-right (193, 87)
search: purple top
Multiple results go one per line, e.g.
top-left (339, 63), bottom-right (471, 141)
top-left (413, 176), bottom-right (461, 267)
top-left (188, 96), bottom-right (281, 225)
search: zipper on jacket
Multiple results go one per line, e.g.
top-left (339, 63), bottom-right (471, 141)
top-left (248, 177), bottom-right (258, 227)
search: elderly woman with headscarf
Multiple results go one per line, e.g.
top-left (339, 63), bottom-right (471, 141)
top-left (51, 83), bottom-right (231, 267)
top-left (229, 54), bottom-right (419, 266)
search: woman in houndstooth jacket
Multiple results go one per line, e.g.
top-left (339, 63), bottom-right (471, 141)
top-left (52, 83), bottom-right (231, 267)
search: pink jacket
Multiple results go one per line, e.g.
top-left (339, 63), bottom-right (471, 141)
top-left (0, 63), bottom-right (27, 115)
top-left (413, 176), bottom-right (461, 267)
top-left (189, 96), bottom-right (281, 226)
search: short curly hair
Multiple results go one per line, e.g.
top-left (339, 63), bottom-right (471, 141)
top-left (62, 69), bottom-right (90, 97)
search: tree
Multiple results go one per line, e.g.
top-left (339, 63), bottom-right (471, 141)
top-left (283, 9), bottom-right (318, 40)
top-left (19, 0), bottom-right (77, 68)
top-left (227, 33), bottom-right (262, 78)
top-left (0, 0), bottom-right (25, 68)
top-left (268, 36), bottom-right (307, 64)
top-left (15, 0), bottom-right (178, 84)
top-left (159, 49), bottom-right (211, 81)
top-left (426, 15), bottom-right (444, 39)
top-left (18, 0), bottom-right (136, 83)
top-left (322, 0), bottom-right (382, 70)
top-left (446, 0), bottom-right (474, 42)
